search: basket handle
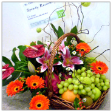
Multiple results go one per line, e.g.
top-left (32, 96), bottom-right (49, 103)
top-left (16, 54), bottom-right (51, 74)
top-left (47, 33), bottom-right (80, 98)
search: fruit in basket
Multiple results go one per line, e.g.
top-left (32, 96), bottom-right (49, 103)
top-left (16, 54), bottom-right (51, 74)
top-left (61, 90), bottom-right (80, 102)
top-left (82, 96), bottom-right (93, 107)
top-left (93, 87), bottom-right (101, 101)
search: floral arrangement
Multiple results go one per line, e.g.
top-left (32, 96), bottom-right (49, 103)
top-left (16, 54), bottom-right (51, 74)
top-left (2, 2), bottom-right (110, 110)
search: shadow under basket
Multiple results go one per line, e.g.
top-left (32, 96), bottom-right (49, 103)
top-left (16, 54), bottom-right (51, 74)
top-left (46, 33), bottom-right (110, 110)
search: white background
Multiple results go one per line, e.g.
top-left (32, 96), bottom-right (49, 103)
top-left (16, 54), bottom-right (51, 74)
top-left (2, 1), bottom-right (111, 110)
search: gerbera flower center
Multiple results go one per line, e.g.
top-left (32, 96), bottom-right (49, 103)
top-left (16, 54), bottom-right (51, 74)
top-left (33, 83), bottom-right (37, 86)
top-left (36, 102), bottom-right (42, 108)
top-left (98, 67), bottom-right (102, 70)
top-left (81, 49), bottom-right (85, 51)
top-left (14, 87), bottom-right (19, 92)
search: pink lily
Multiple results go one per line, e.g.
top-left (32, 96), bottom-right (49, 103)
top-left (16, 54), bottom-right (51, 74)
top-left (62, 47), bottom-right (83, 71)
top-left (36, 48), bottom-right (61, 72)
top-left (2, 64), bottom-right (14, 80)
top-left (58, 40), bottom-right (66, 54)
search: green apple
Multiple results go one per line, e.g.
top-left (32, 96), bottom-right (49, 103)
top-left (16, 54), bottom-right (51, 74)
top-left (94, 87), bottom-right (101, 101)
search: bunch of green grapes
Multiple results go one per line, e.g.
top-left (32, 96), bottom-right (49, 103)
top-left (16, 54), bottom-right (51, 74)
top-left (57, 67), bottom-right (110, 100)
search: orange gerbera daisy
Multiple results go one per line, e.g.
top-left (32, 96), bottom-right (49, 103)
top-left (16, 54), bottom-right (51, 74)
top-left (6, 80), bottom-right (24, 96)
top-left (26, 75), bottom-right (45, 89)
top-left (91, 61), bottom-right (108, 74)
top-left (29, 95), bottom-right (50, 110)
top-left (76, 43), bottom-right (91, 56)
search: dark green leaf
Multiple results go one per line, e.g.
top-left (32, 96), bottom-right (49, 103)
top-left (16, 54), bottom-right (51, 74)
top-left (70, 26), bottom-right (77, 34)
top-left (2, 56), bottom-right (13, 67)
top-left (57, 26), bottom-right (64, 38)
top-left (2, 71), bottom-right (21, 86)
top-left (37, 41), bottom-right (44, 45)
top-left (18, 45), bottom-right (26, 61)
top-left (73, 97), bottom-right (80, 109)
top-left (67, 26), bottom-right (78, 44)
top-left (11, 47), bottom-right (19, 64)
top-left (31, 88), bottom-right (41, 97)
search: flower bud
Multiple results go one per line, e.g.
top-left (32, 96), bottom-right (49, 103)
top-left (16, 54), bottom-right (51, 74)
top-left (28, 61), bottom-right (36, 74)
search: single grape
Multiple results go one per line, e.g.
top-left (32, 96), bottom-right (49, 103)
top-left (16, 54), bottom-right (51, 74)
top-left (74, 85), bottom-right (78, 90)
top-left (64, 82), bottom-right (69, 87)
top-left (77, 69), bottom-right (81, 74)
top-left (57, 84), bottom-right (63, 89)
top-left (98, 86), bottom-right (102, 90)
top-left (85, 87), bottom-right (91, 92)
top-left (63, 87), bottom-right (67, 91)
top-left (68, 78), bottom-right (73, 83)
top-left (79, 84), bottom-right (83, 89)
top-left (103, 85), bottom-right (108, 91)
top-left (60, 81), bottom-right (65, 86)
top-left (92, 89), bottom-right (96, 94)
top-left (91, 94), bottom-right (95, 99)
top-left (74, 80), bottom-right (80, 85)
top-left (100, 82), bottom-right (104, 86)
top-left (91, 84), bottom-right (95, 89)
top-left (81, 67), bottom-right (86, 72)
top-left (59, 89), bottom-right (64, 94)
top-left (72, 73), bottom-right (75, 78)
top-left (99, 79), bottom-right (103, 82)
top-left (87, 74), bottom-right (91, 77)
top-left (81, 89), bottom-right (86, 94)
top-left (68, 84), bottom-right (74, 90)
top-left (86, 70), bottom-right (92, 74)
top-left (81, 72), bottom-right (86, 77)
top-left (77, 75), bottom-right (80, 79)
top-left (105, 79), bottom-right (110, 82)
top-left (88, 91), bottom-right (92, 96)
top-left (84, 77), bottom-right (92, 84)
top-left (105, 81), bottom-right (109, 86)
top-left (80, 77), bottom-right (84, 82)
top-left (95, 78), bottom-right (99, 83)
top-left (100, 75), bottom-right (106, 80)
top-left (96, 83), bottom-right (100, 88)
top-left (96, 74), bottom-right (100, 78)
top-left (73, 90), bottom-right (78, 94)
top-left (78, 90), bottom-right (82, 95)
top-left (90, 77), bottom-right (95, 82)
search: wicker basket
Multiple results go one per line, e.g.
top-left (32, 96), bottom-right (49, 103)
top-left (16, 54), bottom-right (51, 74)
top-left (47, 33), bottom-right (109, 110)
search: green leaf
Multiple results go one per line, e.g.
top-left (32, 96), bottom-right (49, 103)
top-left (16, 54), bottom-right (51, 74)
top-left (37, 40), bottom-right (44, 45)
top-left (2, 71), bottom-right (21, 86)
top-left (30, 41), bottom-right (36, 46)
top-left (73, 97), bottom-right (80, 109)
top-left (11, 47), bottom-right (19, 64)
top-left (67, 26), bottom-right (78, 44)
top-left (18, 45), bottom-right (26, 61)
top-left (57, 26), bottom-right (64, 38)
top-left (85, 57), bottom-right (97, 63)
top-left (50, 23), bottom-right (58, 36)
top-left (31, 88), bottom-right (41, 97)
top-left (2, 56), bottom-right (13, 67)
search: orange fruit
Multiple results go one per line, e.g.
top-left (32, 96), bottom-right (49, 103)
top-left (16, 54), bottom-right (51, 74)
top-left (61, 90), bottom-right (80, 102)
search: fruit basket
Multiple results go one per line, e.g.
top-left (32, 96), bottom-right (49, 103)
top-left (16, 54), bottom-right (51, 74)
top-left (2, 2), bottom-right (110, 110)
top-left (46, 33), bottom-right (109, 110)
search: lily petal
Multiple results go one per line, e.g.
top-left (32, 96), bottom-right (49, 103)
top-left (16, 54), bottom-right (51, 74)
top-left (41, 65), bottom-right (48, 72)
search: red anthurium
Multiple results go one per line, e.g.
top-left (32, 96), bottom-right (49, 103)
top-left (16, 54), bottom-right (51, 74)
top-left (2, 64), bottom-right (14, 80)
top-left (23, 45), bottom-right (45, 58)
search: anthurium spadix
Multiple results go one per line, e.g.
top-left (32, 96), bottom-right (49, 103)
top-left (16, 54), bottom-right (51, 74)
top-left (28, 61), bottom-right (36, 74)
